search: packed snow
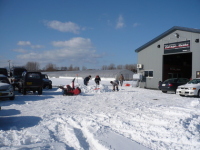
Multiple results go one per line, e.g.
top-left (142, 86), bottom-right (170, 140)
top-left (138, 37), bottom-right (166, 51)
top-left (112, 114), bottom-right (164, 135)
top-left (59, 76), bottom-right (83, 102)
top-left (0, 77), bottom-right (200, 150)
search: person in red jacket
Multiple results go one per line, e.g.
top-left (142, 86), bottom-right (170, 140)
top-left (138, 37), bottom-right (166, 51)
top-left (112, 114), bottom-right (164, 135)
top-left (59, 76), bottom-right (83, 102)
top-left (59, 78), bottom-right (81, 96)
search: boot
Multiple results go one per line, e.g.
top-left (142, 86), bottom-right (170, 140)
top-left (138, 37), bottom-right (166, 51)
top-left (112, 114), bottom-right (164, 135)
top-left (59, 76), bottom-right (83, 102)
top-left (116, 87), bottom-right (119, 91)
top-left (72, 78), bottom-right (75, 82)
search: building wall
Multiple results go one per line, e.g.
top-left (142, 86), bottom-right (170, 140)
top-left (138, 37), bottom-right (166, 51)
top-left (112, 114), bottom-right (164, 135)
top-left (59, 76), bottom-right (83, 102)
top-left (191, 32), bottom-right (200, 79)
top-left (138, 30), bottom-right (200, 89)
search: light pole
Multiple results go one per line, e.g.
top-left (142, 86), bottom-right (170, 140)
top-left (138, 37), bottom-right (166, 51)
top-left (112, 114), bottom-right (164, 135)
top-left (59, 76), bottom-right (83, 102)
top-left (8, 60), bottom-right (11, 75)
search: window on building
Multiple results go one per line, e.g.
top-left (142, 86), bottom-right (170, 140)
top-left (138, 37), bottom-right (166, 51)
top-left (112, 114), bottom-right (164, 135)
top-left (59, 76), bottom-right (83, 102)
top-left (144, 71), bottom-right (153, 77)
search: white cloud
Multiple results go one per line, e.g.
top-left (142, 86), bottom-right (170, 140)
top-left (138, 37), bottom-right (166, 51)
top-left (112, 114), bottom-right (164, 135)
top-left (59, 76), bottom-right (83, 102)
top-left (31, 45), bottom-right (44, 49)
top-left (17, 41), bottom-right (31, 46)
top-left (116, 15), bottom-right (125, 29)
top-left (17, 37), bottom-right (102, 66)
top-left (133, 23), bottom-right (140, 27)
top-left (13, 48), bottom-right (27, 53)
top-left (52, 37), bottom-right (93, 49)
top-left (17, 41), bottom-right (44, 49)
top-left (45, 20), bottom-right (81, 34)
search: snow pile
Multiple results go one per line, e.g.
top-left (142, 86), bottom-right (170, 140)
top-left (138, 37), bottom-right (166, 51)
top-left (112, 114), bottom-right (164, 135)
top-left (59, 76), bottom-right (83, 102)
top-left (0, 78), bottom-right (200, 150)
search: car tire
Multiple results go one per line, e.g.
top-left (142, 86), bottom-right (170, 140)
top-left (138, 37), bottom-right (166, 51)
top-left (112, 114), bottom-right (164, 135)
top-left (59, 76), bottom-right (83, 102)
top-left (162, 91), bottom-right (167, 93)
top-left (22, 88), bottom-right (26, 95)
top-left (174, 90), bottom-right (176, 94)
top-left (38, 88), bottom-right (42, 95)
top-left (18, 88), bottom-right (21, 93)
top-left (197, 90), bottom-right (200, 98)
top-left (9, 95), bottom-right (15, 100)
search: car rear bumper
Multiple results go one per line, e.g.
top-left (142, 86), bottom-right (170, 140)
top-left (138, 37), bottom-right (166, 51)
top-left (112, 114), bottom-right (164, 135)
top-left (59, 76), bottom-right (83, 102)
top-left (160, 87), bottom-right (176, 92)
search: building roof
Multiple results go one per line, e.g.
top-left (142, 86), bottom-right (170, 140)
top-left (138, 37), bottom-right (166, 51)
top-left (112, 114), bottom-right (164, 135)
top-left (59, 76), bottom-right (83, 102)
top-left (135, 26), bottom-right (200, 53)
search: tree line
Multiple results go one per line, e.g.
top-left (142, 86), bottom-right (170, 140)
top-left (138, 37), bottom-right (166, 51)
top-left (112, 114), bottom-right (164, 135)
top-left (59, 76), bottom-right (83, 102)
top-left (19, 62), bottom-right (137, 72)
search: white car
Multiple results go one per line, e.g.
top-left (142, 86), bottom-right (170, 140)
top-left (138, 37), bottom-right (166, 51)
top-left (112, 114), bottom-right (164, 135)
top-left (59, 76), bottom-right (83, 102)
top-left (176, 78), bottom-right (200, 97)
top-left (0, 74), bottom-right (15, 100)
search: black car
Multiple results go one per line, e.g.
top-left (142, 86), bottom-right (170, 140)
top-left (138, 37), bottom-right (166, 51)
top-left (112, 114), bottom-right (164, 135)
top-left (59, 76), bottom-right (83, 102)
top-left (18, 72), bottom-right (43, 95)
top-left (0, 68), bottom-right (8, 77)
top-left (159, 78), bottom-right (189, 93)
top-left (42, 74), bottom-right (52, 89)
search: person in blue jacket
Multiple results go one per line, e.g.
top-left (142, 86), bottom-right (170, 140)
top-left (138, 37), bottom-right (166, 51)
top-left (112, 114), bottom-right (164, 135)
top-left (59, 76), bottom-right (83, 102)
top-left (84, 75), bottom-right (91, 86)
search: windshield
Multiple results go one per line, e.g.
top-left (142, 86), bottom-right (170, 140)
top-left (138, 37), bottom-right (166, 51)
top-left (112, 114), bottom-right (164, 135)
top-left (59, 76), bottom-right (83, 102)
top-left (13, 69), bottom-right (27, 77)
top-left (0, 68), bottom-right (8, 76)
top-left (0, 77), bottom-right (10, 84)
top-left (188, 79), bottom-right (200, 84)
top-left (163, 78), bottom-right (178, 83)
top-left (42, 74), bottom-right (48, 79)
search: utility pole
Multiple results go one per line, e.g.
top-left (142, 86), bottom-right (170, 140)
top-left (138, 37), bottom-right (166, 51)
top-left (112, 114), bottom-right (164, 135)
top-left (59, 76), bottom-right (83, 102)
top-left (8, 60), bottom-right (11, 74)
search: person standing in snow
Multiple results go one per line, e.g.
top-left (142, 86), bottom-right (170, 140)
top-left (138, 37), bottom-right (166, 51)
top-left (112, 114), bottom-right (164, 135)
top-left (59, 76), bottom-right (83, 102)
top-left (84, 75), bottom-right (91, 86)
top-left (110, 80), bottom-right (119, 91)
top-left (59, 78), bottom-right (81, 96)
top-left (118, 74), bottom-right (124, 86)
top-left (94, 75), bottom-right (101, 85)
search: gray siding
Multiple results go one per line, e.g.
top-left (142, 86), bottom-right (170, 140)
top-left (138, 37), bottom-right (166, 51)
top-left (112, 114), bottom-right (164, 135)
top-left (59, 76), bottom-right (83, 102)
top-left (137, 30), bottom-right (200, 89)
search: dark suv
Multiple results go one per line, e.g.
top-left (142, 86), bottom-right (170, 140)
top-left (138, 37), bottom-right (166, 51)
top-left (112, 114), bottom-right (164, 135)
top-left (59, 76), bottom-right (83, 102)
top-left (159, 78), bottom-right (189, 93)
top-left (10, 67), bottom-right (27, 90)
top-left (18, 72), bottom-right (43, 95)
top-left (0, 68), bottom-right (8, 77)
top-left (42, 74), bottom-right (52, 89)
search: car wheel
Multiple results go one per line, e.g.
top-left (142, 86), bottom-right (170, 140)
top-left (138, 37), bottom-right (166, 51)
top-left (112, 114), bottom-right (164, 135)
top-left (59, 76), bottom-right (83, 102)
top-left (197, 90), bottom-right (200, 98)
top-left (22, 88), bottom-right (26, 95)
top-left (18, 88), bottom-right (21, 93)
top-left (174, 90), bottom-right (176, 94)
top-left (38, 88), bottom-right (42, 95)
top-left (162, 91), bottom-right (167, 93)
top-left (9, 95), bottom-right (15, 100)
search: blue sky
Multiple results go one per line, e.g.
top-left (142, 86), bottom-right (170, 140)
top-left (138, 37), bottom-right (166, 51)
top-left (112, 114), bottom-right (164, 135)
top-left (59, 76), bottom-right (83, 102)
top-left (0, 0), bottom-right (199, 69)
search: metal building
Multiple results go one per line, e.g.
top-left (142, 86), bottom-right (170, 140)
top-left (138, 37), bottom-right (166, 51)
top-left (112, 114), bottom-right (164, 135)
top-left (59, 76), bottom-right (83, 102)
top-left (135, 26), bottom-right (200, 89)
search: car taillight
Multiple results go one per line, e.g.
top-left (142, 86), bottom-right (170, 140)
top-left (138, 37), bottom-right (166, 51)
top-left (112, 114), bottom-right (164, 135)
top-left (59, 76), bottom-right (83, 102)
top-left (168, 83), bottom-right (173, 86)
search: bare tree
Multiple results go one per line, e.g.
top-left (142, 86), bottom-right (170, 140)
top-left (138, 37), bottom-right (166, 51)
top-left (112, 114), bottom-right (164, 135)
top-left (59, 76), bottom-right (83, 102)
top-left (45, 63), bottom-right (57, 71)
top-left (82, 66), bottom-right (87, 71)
top-left (25, 62), bottom-right (40, 71)
top-left (74, 66), bottom-right (80, 71)
top-left (60, 67), bottom-right (68, 70)
top-left (124, 64), bottom-right (137, 72)
top-left (117, 65), bottom-right (123, 70)
top-left (101, 65), bottom-right (108, 70)
top-left (108, 63), bottom-right (116, 70)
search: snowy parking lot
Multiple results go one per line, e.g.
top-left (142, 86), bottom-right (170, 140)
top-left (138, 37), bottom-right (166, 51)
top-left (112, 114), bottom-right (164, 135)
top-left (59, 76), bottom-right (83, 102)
top-left (0, 77), bottom-right (200, 150)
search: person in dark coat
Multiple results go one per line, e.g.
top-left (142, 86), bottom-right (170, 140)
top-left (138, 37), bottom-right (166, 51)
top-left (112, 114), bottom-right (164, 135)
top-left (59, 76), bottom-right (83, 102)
top-left (84, 75), bottom-right (91, 86)
top-left (59, 78), bottom-right (81, 96)
top-left (110, 80), bottom-right (119, 91)
top-left (94, 75), bottom-right (101, 85)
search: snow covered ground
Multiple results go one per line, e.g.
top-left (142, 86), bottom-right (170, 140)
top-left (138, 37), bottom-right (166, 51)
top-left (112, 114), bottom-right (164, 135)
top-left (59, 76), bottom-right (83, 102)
top-left (0, 77), bottom-right (200, 150)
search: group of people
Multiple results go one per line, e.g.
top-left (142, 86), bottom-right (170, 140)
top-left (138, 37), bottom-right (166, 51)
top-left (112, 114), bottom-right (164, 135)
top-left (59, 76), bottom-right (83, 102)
top-left (60, 74), bottom-right (125, 96)
top-left (84, 75), bottom-right (101, 86)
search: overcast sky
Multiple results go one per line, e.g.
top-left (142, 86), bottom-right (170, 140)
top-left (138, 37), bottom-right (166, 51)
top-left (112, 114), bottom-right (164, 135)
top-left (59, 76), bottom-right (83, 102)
top-left (0, 0), bottom-right (199, 69)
